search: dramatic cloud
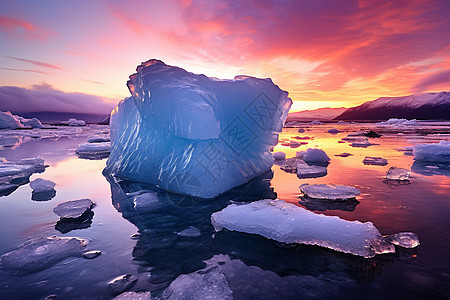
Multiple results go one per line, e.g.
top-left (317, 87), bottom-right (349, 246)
top-left (413, 70), bottom-right (450, 93)
top-left (0, 83), bottom-right (116, 114)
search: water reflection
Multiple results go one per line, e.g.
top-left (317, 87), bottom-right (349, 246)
top-left (299, 196), bottom-right (360, 212)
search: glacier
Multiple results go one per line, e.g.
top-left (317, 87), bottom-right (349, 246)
top-left (105, 59), bottom-right (292, 198)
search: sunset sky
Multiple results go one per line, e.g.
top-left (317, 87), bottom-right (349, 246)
top-left (1, 0), bottom-right (450, 113)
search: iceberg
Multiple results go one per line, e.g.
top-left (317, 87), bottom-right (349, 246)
top-left (413, 140), bottom-right (450, 163)
top-left (0, 111), bottom-right (23, 129)
top-left (18, 116), bottom-right (44, 128)
top-left (105, 59), bottom-right (292, 198)
top-left (76, 142), bottom-right (111, 159)
top-left (211, 199), bottom-right (395, 258)
top-left (299, 183), bottom-right (360, 200)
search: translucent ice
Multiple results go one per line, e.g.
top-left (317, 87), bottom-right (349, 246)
top-left (0, 236), bottom-right (88, 274)
top-left (30, 178), bottom-right (56, 193)
top-left (106, 59), bottom-right (292, 198)
top-left (363, 156), bottom-right (388, 166)
top-left (300, 183), bottom-right (360, 200)
top-left (302, 148), bottom-right (330, 165)
top-left (413, 141), bottom-right (450, 163)
top-left (384, 232), bottom-right (420, 248)
top-left (162, 266), bottom-right (233, 300)
top-left (211, 199), bottom-right (395, 258)
top-left (385, 167), bottom-right (411, 180)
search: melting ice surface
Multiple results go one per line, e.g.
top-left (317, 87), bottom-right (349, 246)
top-left (212, 199), bottom-right (395, 258)
top-left (300, 183), bottom-right (361, 200)
top-left (106, 59), bottom-right (292, 198)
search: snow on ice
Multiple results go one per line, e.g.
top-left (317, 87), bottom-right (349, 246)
top-left (363, 156), bottom-right (388, 166)
top-left (105, 59), bottom-right (292, 198)
top-left (302, 148), bottom-right (330, 165)
top-left (413, 140), bottom-right (450, 163)
top-left (30, 178), bottom-right (56, 193)
top-left (53, 199), bottom-right (94, 219)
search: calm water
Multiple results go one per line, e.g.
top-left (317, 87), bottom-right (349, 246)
top-left (0, 123), bottom-right (449, 299)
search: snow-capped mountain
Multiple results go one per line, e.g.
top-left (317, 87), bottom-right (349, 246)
top-left (335, 92), bottom-right (450, 120)
top-left (287, 107), bottom-right (347, 121)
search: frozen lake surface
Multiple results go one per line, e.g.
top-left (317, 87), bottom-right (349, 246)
top-left (0, 122), bottom-right (449, 299)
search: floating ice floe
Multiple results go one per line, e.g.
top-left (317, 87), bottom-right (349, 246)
top-left (384, 232), bottom-right (420, 248)
top-left (82, 250), bottom-right (102, 259)
top-left (385, 167), bottom-right (411, 181)
top-left (30, 178), bottom-right (56, 193)
top-left (53, 199), bottom-right (94, 219)
top-left (211, 199), bottom-right (395, 258)
top-left (0, 236), bottom-right (88, 274)
top-left (0, 157), bottom-right (47, 196)
top-left (334, 153), bottom-right (352, 157)
top-left (162, 267), bottom-right (233, 300)
top-left (297, 128), bottom-right (305, 133)
top-left (302, 148), bottom-right (330, 165)
top-left (105, 59), bottom-right (292, 198)
top-left (76, 142), bottom-right (111, 159)
top-left (0, 111), bottom-right (24, 129)
top-left (300, 183), bottom-right (360, 200)
top-left (350, 138), bottom-right (373, 148)
top-left (413, 140), bottom-right (450, 163)
top-left (328, 128), bottom-right (340, 134)
top-left (272, 152), bottom-right (286, 160)
top-left (289, 140), bottom-right (302, 148)
top-left (113, 291), bottom-right (151, 300)
top-left (108, 274), bottom-right (138, 295)
top-left (87, 136), bottom-right (110, 143)
top-left (297, 161), bottom-right (328, 179)
top-left (363, 156), bottom-right (388, 166)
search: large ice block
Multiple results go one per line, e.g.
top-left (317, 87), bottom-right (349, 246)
top-left (105, 60), bottom-right (292, 198)
top-left (211, 199), bottom-right (395, 258)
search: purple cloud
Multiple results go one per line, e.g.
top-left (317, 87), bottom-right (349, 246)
top-left (413, 69), bottom-right (450, 93)
top-left (5, 56), bottom-right (62, 70)
top-left (0, 83), bottom-right (115, 114)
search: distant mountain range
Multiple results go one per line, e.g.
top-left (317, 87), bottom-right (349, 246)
top-left (335, 92), bottom-right (450, 120)
top-left (286, 107), bottom-right (347, 121)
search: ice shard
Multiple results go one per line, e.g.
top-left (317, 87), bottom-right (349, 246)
top-left (105, 59), bottom-right (292, 198)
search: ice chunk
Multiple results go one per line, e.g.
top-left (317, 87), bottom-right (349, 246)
top-left (82, 250), bottom-right (102, 259)
top-left (112, 291), bottom-right (151, 300)
top-left (106, 59), bottom-right (292, 198)
top-left (413, 140), bottom-right (450, 163)
top-left (296, 151), bottom-right (306, 158)
top-left (0, 236), bottom-right (88, 274)
top-left (272, 152), bottom-right (286, 160)
top-left (162, 267), bottom-right (232, 300)
top-left (311, 120), bottom-right (322, 125)
top-left (30, 178), bottom-right (56, 193)
top-left (67, 118), bottom-right (86, 126)
top-left (76, 142), bottom-right (111, 159)
top-left (297, 128), bottom-right (305, 133)
top-left (363, 130), bottom-right (381, 138)
top-left (300, 183), bottom-right (360, 200)
top-left (108, 274), bottom-right (138, 295)
top-left (18, 116), bottom-right (43, 128)
top-left (363, 156), bottom-right (388, 166)
top-left (0, 111), bottom-right (23, 129)
top-left (350, 138), bottom-right (373, 148)
top-left (385, 167), bottom-right (411, 180)
top-left (302, 148), bottom-right (330, 165)
top-left (297, 161), bottom-right (327, 179)
top-left (53, 198), bottom-right (94, 219)
top-left (211, 199), bottom-right (395, 258)
top-left (384, 232), bottom-right (420, 248)
top-left (328, 128), bottom-right (340, 134)
top-left (334, 153), bottom-right (352, 157)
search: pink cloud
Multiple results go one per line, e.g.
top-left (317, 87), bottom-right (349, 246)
top-left (0, 15), bottom-right (53, 41)
top-left (5, 56), bottom-right (62, 70)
